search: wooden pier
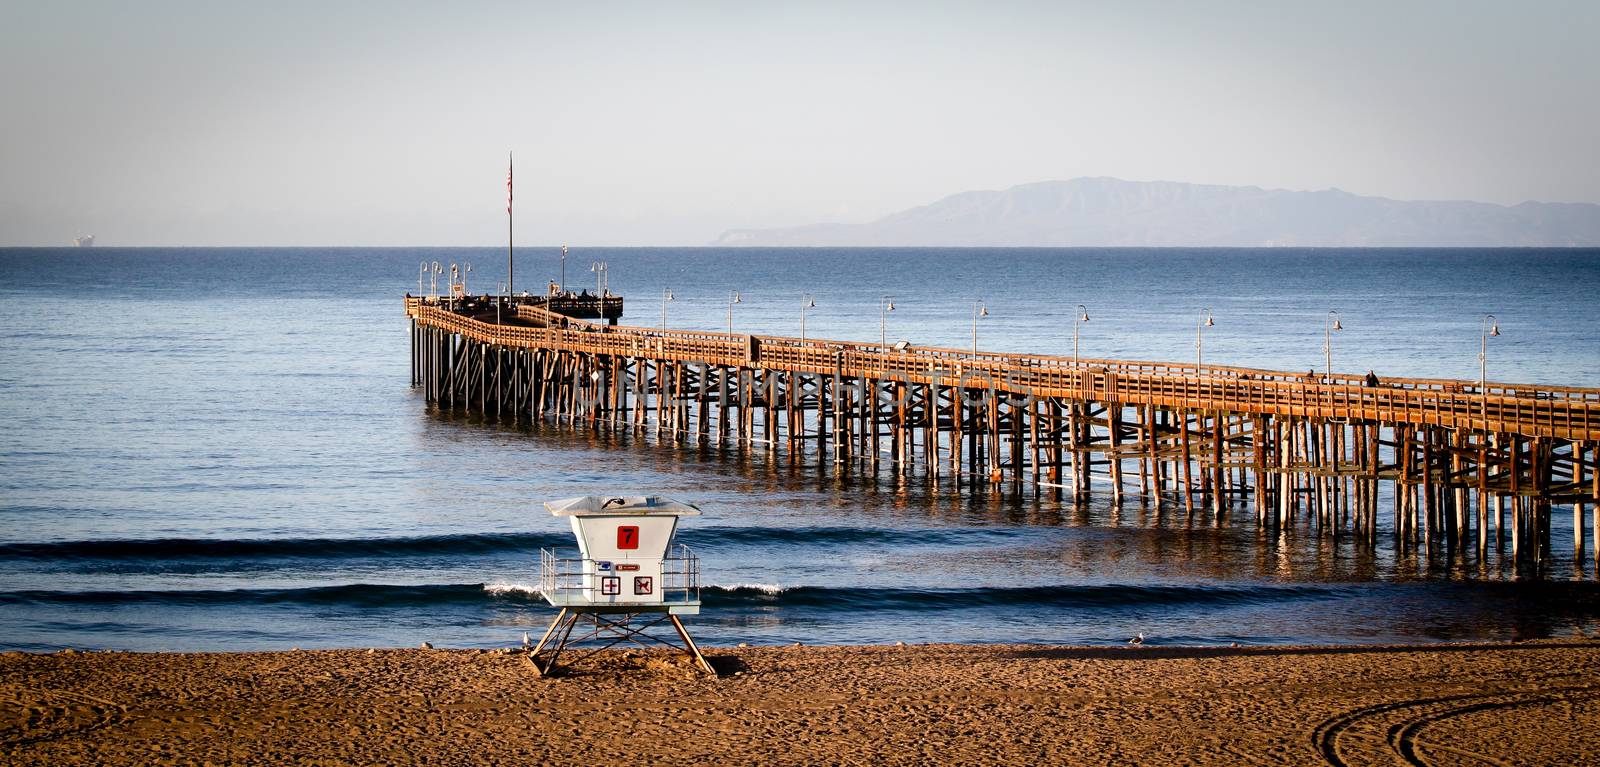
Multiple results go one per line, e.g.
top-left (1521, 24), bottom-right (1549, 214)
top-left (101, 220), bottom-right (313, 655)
top-left (405, 294), bottom-right (1600, 568)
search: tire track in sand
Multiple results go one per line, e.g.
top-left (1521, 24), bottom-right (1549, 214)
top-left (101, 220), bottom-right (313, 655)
top-left (1313, 683), bottom-right (1600, 767)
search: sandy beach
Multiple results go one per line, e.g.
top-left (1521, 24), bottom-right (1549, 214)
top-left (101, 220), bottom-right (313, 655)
top-left (4, 639), bottom-right (1598, 766)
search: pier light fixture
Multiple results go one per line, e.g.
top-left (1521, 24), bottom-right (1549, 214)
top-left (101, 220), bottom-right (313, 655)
top-left (880, 296), bottom-right (895, 347)
top-left (1073, 304), bottom-right (1089, 368)
top-left (430, 262), bottom-right (442, 300)
top-left (1479, 314), bottom-right (1501, 419)
top-left (661, 288), bottom-right (674, 331)
top-left (1195, 308), bottom-right (1215, 370)
top-left (728, 291), bottom-right (742, 336)
top-left (1323, 310), bottom-right (1342, 383)
top-left (498, 282), bottom-right (506, 324)
top-left (801, 294), bottom-right (817, 345)
top-left (590, 261), bottom-right (608, 297)
top-left (560, 245), bottom-right (568, 294)
top-left (972, 300), bottom-right (990, 359)
top-left (417, 262), bottom-right (426, 296)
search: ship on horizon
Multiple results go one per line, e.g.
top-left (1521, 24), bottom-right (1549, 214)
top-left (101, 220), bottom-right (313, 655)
top-left (73, 235), bottom-right (94, 247)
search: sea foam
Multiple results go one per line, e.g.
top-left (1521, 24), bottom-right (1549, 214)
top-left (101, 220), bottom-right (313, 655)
top-left (483, 582), bottom-right (542, 598)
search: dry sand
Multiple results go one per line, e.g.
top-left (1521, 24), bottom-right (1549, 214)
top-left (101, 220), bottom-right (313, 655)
top-left (4, 640), bottom-right (1599, 766)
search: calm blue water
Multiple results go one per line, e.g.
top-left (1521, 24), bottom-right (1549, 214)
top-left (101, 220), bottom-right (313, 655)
top-left (2, 247), bottom-right (1599, 652)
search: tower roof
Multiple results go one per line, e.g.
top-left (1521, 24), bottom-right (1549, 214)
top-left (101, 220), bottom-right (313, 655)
top-left (543, 495), bottom-right (702, 517)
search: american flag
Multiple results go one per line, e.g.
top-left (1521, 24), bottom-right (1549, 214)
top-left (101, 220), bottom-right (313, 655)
top-left (506, 154), bottom-right (513, 214)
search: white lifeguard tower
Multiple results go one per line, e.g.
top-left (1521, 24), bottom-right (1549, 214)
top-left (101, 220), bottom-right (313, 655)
top-left (528, 495), bottom-right (713, 676)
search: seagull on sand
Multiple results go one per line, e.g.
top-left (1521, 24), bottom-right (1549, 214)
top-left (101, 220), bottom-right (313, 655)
top-left (522, 632), bottom-right (531, 649)
top-left (1128, 632), bottom-right (1145, 645)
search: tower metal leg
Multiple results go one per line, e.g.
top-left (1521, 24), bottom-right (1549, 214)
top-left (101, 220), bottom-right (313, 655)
top-left (669, 614), bottom-right (716, 675)
top-left (529, 608), bottom-right (568, 658)
top-left (527, 610), bottom-right (717, 678)
top-left (528, 608), bottom-right (577, 677)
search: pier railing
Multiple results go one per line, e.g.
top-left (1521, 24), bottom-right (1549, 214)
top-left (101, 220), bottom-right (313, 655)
top-left (405, 297), bottom-right (1600, 440)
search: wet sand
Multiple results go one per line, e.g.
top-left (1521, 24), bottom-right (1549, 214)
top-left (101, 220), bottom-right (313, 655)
top-left (4, 640), bottom-right (1599, 766)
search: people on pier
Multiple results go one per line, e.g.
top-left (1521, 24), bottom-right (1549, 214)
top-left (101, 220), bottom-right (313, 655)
top-left (1365, 370), bottom-right (1380, 387)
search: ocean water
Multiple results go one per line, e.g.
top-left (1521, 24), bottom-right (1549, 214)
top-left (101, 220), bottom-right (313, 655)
top-left (1, 247), bottom-right (1599, 652)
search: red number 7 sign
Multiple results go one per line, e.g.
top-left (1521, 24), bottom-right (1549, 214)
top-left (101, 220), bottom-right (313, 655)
top-left (617, 525), bottom-right (639, 550)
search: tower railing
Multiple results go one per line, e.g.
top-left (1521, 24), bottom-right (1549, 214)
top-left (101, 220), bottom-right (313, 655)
top-left (537, 544), bottom-right (700, 605)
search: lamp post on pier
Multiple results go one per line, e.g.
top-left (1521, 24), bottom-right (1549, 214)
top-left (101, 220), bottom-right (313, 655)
top-left (800, 294), bottom-right (817, 345)
top-left (497, 282), bottom-right (506, 324)
top-left (430, 262), bottom-right (441, 301)
top-left (1195, 308), bottom-right (1215, 370)
top-left (590, 261), bottom-right (607, 297)
top-left (1073, 304), bottom-right (1089, 368)
top-left (879, 296), bottom-right (895, 346)
top-left (448, 264), bottom-right (459, 310)
top-left (972, 300), bottom-right (989, 359)
top-left (560, 245), bottom-right (567, 294)
top-left (728, 291), bottom-right (741, 336)
top-left (1323, 310), bottom-right (1342, 383)
top-left (1479, 314), bottom-right (1500, 422)
top-left (661, 288), bottom-right (674, 331)
top-left (417, 262), bottom-right (426, 296)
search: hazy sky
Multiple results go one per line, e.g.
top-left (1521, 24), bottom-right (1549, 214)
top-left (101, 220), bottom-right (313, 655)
top-left (2, 0), bottom-right (1597, 245)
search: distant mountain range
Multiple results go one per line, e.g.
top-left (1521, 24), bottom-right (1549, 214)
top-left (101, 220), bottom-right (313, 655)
top-left (713, 177), bottom-right (1600, 247)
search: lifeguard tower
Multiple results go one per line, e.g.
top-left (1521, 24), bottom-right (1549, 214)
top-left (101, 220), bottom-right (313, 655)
top-left (528, 495), bottom-right (713, 676)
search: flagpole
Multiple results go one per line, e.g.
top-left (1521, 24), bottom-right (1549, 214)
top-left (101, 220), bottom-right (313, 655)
top-left (507, 152), bottom-right (514, 297)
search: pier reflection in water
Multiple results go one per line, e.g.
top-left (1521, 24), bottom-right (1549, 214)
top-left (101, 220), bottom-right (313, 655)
top-left (335, 409), bottom-right (1600, 650)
